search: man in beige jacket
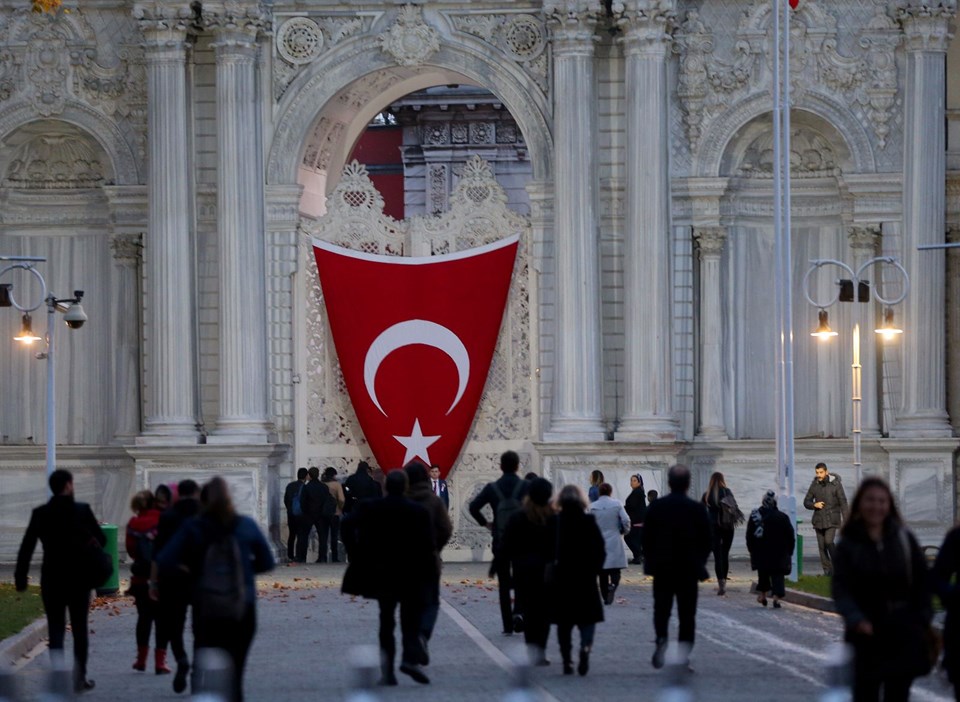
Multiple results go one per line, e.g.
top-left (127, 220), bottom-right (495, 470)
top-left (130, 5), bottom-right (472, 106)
top-left (321, 467), bottom-right (346, 562)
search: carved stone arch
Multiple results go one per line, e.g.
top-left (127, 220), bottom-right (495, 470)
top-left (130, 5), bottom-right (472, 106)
top-left (4, 7), bottom-right (98, 44)
top-left (0, 101), bottom-right (140, 185)
top-left (694, 91), bottom-right (876, 178)
top-left (267, 34), bottom-right (553, 187)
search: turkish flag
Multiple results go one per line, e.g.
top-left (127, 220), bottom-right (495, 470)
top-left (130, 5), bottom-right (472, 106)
top-left (312, 235), bottom-right (519, 479)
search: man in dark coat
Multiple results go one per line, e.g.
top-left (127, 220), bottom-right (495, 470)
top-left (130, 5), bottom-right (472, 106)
top-left (802, 462), bottom-right (848, 575)
top-left (933, 525), bottom-right (960, 697)
top-left (151, 478), bottom-right (201, 694)
top-left (283, 468), bottom-right (308, 562)
top-left (468, 450), bottom-right (530, 634)
top-left (15, 469), bottom-right (106, 693)
top-left (299, 467), bottom-right (334, 563)
top-left (341, 470), bottom-right (436, 686)
top-left (342, 460), bottom-right (383, 514)
top-left (642, 464), bottom-right (711, 669)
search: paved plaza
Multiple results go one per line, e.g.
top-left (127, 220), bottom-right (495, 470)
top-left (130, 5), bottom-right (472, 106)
top-left (2, 562), bottom-right (955, 702)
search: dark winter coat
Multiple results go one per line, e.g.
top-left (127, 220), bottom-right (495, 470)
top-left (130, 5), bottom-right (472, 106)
top-left (703, 487), bottom-right (736, 533)
top-left (547, 509), bottom-right (606, 626)
top-left (932, 526), bottom-right (960, 683)
top-left (642, 491), bottom-right (712, 580)
top-left (406, 481), bottom-right (453, 571)
top-left (342, 470), bottom-right (382, 514)
top-left (468, 472), bottom-right (529, 552)
top-left (745, 506), bottom-right (795, 575)
top-left (283, 479), bottom-right (305, 517)
top-left (501, 509), bottom-right (554, 613)
top-left (15, 495), bottom-right (106, 592)
top-left (803, 474), bottom-right (848, 529)
top-left (340, 494), bottom-right (436, 603)
top-left (624, 487), bottom-right (647, 525)
top-left (832, 520), bottom-right (932, 681)
top-left (302, 478), bottom-right (334, 520)
top-left (153, 497), bottom-right (201, 587)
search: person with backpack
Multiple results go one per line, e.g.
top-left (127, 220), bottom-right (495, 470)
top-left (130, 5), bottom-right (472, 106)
top-left (469, 450), bottom-right (530, 635)
top-left (745, 491), bottom-right (795, 608)
top-left (157, 477), bottom-right (274, 702)
top-left (299, 466), bottom-right (335, 563)
top-left (125, 489), bottom-right (170, 674)
top-left (283, 468), bottom-right (308, 562)
top-left (701, 471), bottom-right (743, 596)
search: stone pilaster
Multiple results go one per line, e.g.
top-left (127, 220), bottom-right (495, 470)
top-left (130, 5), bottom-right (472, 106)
top-left (542, 2), bottom-right (605, 440)
top-left (133, 1), bottom-right (199, 444)
top-left (848, 225), bottom-right (882, 437)
top-left (893, 2), bottom-right (954, 436)
top-left (205, 2), bottom-right (274, 443)
top-left (694, 227), bottom-right (726, 439)
top-left (110, 234), bottom-right (143, 443)
top-left (526, 180), bottom-right (554, 437)
top-left (947, 226), bottom-right (960, 435)
top-left (615, 0), bottom-right (679, 442)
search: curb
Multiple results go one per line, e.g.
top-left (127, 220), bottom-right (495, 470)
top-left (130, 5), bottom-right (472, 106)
top-left (0, 618), bottom-right (46, 668)
top-left (783, 589), bottom-right (837, 613)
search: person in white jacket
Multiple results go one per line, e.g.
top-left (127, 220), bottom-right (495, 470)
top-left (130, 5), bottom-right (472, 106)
top-left (589, 483), bottom-right (631, 605)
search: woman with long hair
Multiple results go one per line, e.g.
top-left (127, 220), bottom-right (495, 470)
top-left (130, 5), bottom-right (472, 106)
top-left (701, 471), bottom-right (740, 596)
top-left (587, 470), bottom-right (604, 503)
top-left (501, 478), bottom-right (555, 665)
top-left (548, 485), bottom-right (605, 676)
top-left (157, 477), bottom-right (275, 701)
top-left (624, 474), bottom-right (647, 565)
top-left (832, 477), bottom-right (932, 702)
top-left (125, 489), bottom-right (170, 674)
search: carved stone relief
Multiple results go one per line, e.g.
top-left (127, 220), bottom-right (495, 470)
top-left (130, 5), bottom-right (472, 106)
top-left (4, 129), bottom-right (106, 189)
top-left (378, 5), bottom-right (440, 67)
top-left (448, 12), bottom-right (549, 92)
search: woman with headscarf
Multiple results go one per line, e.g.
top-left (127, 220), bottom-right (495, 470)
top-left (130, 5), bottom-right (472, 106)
top-left (624, 474), bottom-right (647, 565)
top-left (501, 477), bottom-right (555, 666)
top-left (745, 490), bottom-right (795, 608)
top-left (548, 485), bottom-right (605, 676)
top-left (832, 477), bottom-right (932, 702)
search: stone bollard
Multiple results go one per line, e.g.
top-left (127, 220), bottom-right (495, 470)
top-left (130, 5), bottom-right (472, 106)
top-left (818, 643), bottom-right (853, 702)
top-left (37, 656), bottom-right (74, 702)
top-left (655, 643), bottom-right (694, 702)
top-left (191, 648), bottom-right (233, 702)
top-left (0, 664), bottom-right (21, 702)
top-left (502, 644), bottom-right (539, 702)
top-left (344, 645), bottom-right (379, 702)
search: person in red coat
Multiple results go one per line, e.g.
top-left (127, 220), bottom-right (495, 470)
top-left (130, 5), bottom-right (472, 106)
top-left (126, 489), bottom-right (170, 674)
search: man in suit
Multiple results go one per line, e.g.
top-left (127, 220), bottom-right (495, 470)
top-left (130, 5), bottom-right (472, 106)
top-left (468, 450), bottom-right (529, 635)
top-left (15, 469), bottom-right (106, 693)
top-left (341, 470), bottom-right (436, 685)
top-left (283, 468), bottom-right (308, 562)
top-left (429, 465), bottom-right (449, 510)
top-left (299, 467), bottom-right (334, 563)
top-left (642, 464), bottom-right (711, 670)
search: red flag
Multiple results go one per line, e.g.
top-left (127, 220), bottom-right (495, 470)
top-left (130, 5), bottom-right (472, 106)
top-left (789, 0), bottom-right (800, 9)
top-left (313, 235), bottom-right (519, 479)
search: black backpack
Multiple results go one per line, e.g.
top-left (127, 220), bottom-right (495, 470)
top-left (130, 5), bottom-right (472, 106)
top-left (492, 481), bottom-right (524, 541)
top-left (130, 530), bottom-right (154, 578)
top-left (196, 529), bottom-right (247, 621)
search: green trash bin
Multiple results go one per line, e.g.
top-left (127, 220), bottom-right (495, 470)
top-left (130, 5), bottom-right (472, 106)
top-left (96, 523), bottom-right (120, 597)
top-left (796, 519), bottom-right (803, 579)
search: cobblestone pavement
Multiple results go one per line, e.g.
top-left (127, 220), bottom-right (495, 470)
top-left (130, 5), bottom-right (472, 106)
top-left (3, 561), bottom-right (955, 701)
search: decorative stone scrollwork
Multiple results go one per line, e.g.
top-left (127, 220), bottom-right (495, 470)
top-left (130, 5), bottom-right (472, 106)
top-left (276, 17), bottom-right (323, 65)
top-left (4, 130), bottom-right (106, 189)
top-left (848, 224), bottom-right (881, 251)
top-left (378, 5), bottom-right (440, 67)
top-left (898, 0), bottom-right (956, 52)
top-left (451, 13), bottom-right (548, 92)
top-left (694, 227), bottom-right (726, 257)
top-left (737, 126), bottom-right (840, 178)
top-left (110, 234), bottom-right (143, 263)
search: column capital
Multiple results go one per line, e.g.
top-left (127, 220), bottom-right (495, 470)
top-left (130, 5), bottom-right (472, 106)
top-left (898, 1), bottom-right (955, 52)
top-left (110, 234), bottom-right (143, 265)
top-left (202, 1), bottom-right (270, 49)
top-left (133, 1), bottom-right (194, 50)
top-left (544, 0), bottom-right (600, 49)
top-left (847, 224), bottom-right (881, 252)
top-left (616, 0), bottom-right (677, 57)
top-left (694, 226), bottom-right (726, 257)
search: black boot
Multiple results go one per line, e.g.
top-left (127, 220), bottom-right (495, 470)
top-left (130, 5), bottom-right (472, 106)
top-left (379, 652), bottom-right (397, 686)
top-left (561, 646), bottom-right (573, 675)
top-left (578, 646), bottom-right (591, 676)
top-left (652, 637), bottom-right (668, 669)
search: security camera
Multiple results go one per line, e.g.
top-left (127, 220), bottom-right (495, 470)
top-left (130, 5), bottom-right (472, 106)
top-left (63, 301), bottom-right (87, 329)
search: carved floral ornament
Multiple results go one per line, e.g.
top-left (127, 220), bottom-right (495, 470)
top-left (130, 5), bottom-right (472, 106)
top-left (449, 13), bottom-right (548, 90)
top-left (379, 5), bottom-right (440, 67)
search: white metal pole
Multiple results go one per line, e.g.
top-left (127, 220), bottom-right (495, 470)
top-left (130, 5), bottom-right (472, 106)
top-left (851, 321), bottom-right (862, 485)
top-left (46, 296), bottom-right (56, 487)
top-left (772, 0), bottom-right (785, 497)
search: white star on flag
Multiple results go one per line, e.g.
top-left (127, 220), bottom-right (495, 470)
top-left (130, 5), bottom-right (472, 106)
top-left (393, 418), bottom-right (441, 466)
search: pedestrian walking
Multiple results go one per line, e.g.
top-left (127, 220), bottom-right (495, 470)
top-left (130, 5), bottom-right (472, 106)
top-left (624, 474), bottom-right (647, 565)
top-left (548, 485), bottom-right (605, 676)
top-left (125, 489), bottom-right (170, 674)
top-left (501, 477), bottom-right (555, 665)
top-left (157, 477), bottom-right (275, 702)
top-left (321, 467), bottom-right (346, 562)
top-left (341, 470), bottom-right (436, 686)
top-left (299, 466), bottom-right (335, 563)
top-left (803, 462), bottom-right (848, 576)
top-left (342, 460), bottom-right (383, 514)
top-left (933, 525), bottom-right (960, 699)
top-left (745, 490), bottom-right (795, 609)
top-left (468, 450), bottom-right (529, 634)
top-left (403, 461), bottom-right (452, 664)
top-left (587, 470), bottom-right (604, 503)
top-left (151, 478), bottom-right (201, 694)
top-left (429, 465), bottom-right (450, 510)
top-left (282, 468), bottom-right (308, 562)
top-left (589, 483), bottom-right (630, 605)
top-left (832, 477), bottom-right (932, 702)
top-left (642, 465), bottom-right (711, 669)
top-left (15, 469), bottom-right (106, 693)
top-left (702, 471), bottom-right (743, 596)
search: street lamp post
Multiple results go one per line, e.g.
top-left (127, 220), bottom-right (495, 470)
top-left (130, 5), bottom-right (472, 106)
top-left (0, 256), bottom-right (87, 485)
top-left (802, 256), bottom-right (909, 485)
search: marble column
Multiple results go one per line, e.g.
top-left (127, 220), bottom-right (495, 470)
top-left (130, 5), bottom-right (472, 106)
top-left (615, 0), bottom-right (679, 442)
top-left (205, 3), bottom-right (274, 443)
top-left (893, 2), bottom-right (954, 436)
top-left (947, 226), bottom-right (960, 435)
top-left (694, 228), bottom-right (726, 439)
top-left (848, 225), bottom-right (881, 437)
top-left (542, 3), bottom-right (605, 440)
top-left (133, 1), bottom-right (199, 444)
top-left (110, 234), bottom-right (143, 443)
